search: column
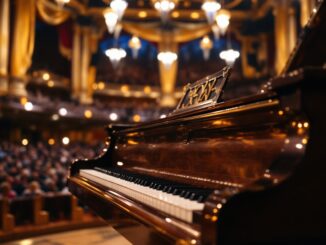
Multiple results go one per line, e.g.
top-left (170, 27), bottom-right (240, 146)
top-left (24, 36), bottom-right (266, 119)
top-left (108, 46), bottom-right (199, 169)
top-left (300, 0), bottom-right (315, 27)
top-left (79, 27), bottom-right (93, 104)
top-left (10, 0), bottom-right (35, 97)
top-left (71, 24), bottom-right (81, 100)
top-left (0, 0), bottom-right (10, 95)
top-left (288, 7), bottom-right (297, 54)
top-left (274, 0), bottom-right (290, 74)
top-left (158, 32), bottom-right (178, 107)
top-left (87, 31), bottom-right (98, 101)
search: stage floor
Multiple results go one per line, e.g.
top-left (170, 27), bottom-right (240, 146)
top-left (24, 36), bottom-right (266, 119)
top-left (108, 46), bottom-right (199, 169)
top-left (4, 226), bottom-right (132, 245)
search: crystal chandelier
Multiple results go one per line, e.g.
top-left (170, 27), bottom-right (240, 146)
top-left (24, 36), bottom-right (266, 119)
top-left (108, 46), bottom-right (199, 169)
top-left (128, 36), bottom-right (142, 59)
top-left (157, 51), bottom-right (177, 68)
top-left (219, 49), bottom-right (240, 66)
top-left (200, 36), bottom-right (213, 61)
top-left (104, 12), bottom-right (119, 34)
top-left (201, 0), bottom-right (221, 24)
top-left (105, 48), bottom-right (127, 68)
top-left (215, 9), bottom-right (231, 35)
top-left (211, 25), bottom-right (220, 40)
top-left (110, 0), bottom-right (128, 20)
top-left (153, 0), bottom-right (177, 21)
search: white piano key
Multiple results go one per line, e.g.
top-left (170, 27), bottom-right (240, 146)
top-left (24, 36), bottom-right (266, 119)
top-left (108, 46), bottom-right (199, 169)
top-left (80, 169), bottom-right (205, 223)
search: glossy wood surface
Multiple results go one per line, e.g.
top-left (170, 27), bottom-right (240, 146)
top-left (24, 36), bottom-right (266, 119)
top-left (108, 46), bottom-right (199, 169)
top-left (112, 98), bottom-right (298, 189)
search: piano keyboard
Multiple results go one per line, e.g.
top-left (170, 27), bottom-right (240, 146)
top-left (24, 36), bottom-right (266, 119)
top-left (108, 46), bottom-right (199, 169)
top-left (80, 167), bottom-right (211, 223)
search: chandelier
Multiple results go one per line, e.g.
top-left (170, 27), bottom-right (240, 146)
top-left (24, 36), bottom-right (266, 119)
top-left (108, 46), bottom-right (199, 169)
top-left (105, 48), bottom-right (127, 68)
top-left (201, 0), bottom-right (221, 24)
top-left (157, 51), bottom-right (177, 68)
top-left (110, 0), bottom-right (128, 20)
top-left (104, 12), bottom-right (119, 34)
top-left (219, 49), bottom-right (240, 66)
top-left (152, 0), bottom-right (178, 21)
top-left (216, 9), bottom-right (231, 35)
top-left (55, 0), bottom-right (70, 8)
top-left (200, 36), bottom-right (213, 61)
top-left (128, 36), bottom-right (142, 59)
top-left (211, 25), bottom-right (220, 39)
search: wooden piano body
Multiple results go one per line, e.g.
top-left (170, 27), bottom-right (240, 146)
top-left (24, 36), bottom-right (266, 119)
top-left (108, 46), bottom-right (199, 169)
top-left (68, 1), bottom-right (326, 244)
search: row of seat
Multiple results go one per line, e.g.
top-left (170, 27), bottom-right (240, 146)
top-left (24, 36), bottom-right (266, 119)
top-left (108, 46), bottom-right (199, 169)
top-left (0, 194), bottom-right (83, 233)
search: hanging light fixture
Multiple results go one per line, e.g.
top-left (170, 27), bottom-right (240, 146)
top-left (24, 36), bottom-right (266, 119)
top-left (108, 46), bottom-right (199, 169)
top-left (105, 48), bottom-right (127, 68)
top-left (211, 24), bottom-right (220, 40)
top-left (201, 0), bottom-right (221, 24)
top-left (152, 0), bottom-right (177, 21)
top-left (157, 51), bottom-right (177, 68)
top-left (128, 36), bottom-right (142, 59)
top-left (219, 24), bottom-right (239, 66)
top-left (114, 23), bottom-right (123, 39)
top-left (104, 12), bottom-right (119, 34)
top-left (215, 9), bottom-right (231, 35)
top-left (219, 49), bottom-right (240, 66)
top-left (200, 35), bottom-right (213, 61)
top-left (110, 0), bottom-right (128, 20)
top-left (55, 0), bottom-right (70, 8)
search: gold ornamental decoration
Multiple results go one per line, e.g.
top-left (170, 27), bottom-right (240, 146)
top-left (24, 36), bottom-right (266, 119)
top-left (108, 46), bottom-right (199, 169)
top-left (174, 66), bottom-right (231, 114)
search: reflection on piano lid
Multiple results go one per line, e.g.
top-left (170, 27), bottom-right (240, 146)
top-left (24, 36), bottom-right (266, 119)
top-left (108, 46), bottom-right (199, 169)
top-left (68, 1), bottom-right (326, 244)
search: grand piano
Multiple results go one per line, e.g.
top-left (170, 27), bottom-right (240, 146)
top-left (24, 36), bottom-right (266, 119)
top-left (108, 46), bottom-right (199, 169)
top-left (68, 1), bottom-right (326, 244)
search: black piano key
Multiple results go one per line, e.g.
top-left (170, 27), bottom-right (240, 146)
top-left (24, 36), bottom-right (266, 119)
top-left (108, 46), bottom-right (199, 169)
top-left (189, 193), bottom-right (196, 200)
top-left (197, 196), bottom-right (204, 202)
top-left (98, 167), bottom-right (212, 203)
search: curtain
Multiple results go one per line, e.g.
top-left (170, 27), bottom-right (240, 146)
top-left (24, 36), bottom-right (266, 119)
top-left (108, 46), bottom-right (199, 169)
top-left (122, 22), bottom-right (211, 43)
top-left (36, 0), bottom-right (70, 25)
top-left (0, 0), bottom-right (10, 76)
top-left (10, 0), bottom-right (36, 77)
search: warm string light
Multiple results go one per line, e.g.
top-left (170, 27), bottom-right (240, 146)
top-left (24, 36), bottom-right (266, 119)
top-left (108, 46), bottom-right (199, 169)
top-left (48, 138), bottom-right (55, 145)
top-left (58, 107), bottom-right (67, 116)
top-left (62, 137), bottom-right (70, 145)
top-left (24, 102), bottom-right (33, 111)
top-left (109, 112), bottom-right (118, 121)
top-left (84, 109), bottom-right (93, 119)
top-left (133, 114), bottom-right (141, 122)
top-left (21, 138), bottom-right (29, 146)
top-left (42, 73), bottom-right (50, 81)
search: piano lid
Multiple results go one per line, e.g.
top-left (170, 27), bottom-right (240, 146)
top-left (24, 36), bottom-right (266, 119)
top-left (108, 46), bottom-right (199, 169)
top-left (282, 0), bottom-right (326, 74)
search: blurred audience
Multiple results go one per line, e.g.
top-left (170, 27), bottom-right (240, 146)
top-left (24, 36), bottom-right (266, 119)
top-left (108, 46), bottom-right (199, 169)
top-left (0, 140), bottom-right (103, 199)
